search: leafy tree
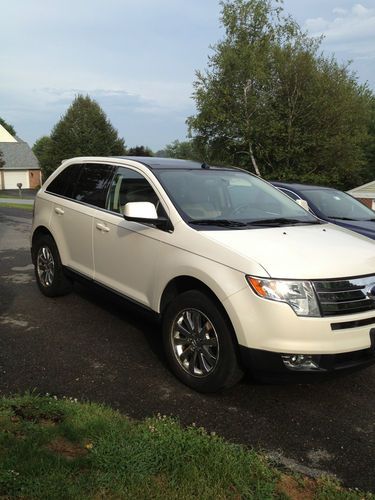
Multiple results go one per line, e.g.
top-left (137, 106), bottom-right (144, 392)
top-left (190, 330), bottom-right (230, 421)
top-left (360, 96), bottom-right (375, 186)
top-left (188, 0), bottom-right (373, 189)
top-left (0, 117), bottom-right (16, 137)
top-left (158, 139), bottom-right (201, 161)
top-left (46, 95), bottom-right (126, 176)
top-left (127, 145), bottom-right (153, 156)
top-left (33, 136), bottom-right (54, 179)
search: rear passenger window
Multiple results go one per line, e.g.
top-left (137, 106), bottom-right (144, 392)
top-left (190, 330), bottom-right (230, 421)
top-left (46, 163), bottom-right (115, 209)
top-left (72, 164), bottom-right (115, 208)
top-left (46, 164), bottom-right (81, 197)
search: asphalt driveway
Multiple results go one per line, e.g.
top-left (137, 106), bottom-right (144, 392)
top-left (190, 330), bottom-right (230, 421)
top-left (1, 206), bottom-right (375, 492)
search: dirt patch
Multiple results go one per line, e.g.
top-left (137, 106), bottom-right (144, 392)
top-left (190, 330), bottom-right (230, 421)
top-left (276, 474), bottom-right (317, 500)
top-left (47, 437), bottom-right (88, 460)
top-left (11, 405), bottom-right (64, 424)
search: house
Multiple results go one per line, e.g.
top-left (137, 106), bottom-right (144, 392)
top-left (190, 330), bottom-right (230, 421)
top-left (0, 123), bottom-right (42, 189)
top-left (347, 180), bottom-right (375, 210)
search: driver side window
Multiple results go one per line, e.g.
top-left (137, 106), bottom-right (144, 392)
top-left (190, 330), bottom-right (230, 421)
top-left (106, 166), bottom-right (165, 217)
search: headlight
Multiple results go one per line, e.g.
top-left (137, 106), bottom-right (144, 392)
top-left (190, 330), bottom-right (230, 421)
top-left (246, 276), bottom-right (320, 317)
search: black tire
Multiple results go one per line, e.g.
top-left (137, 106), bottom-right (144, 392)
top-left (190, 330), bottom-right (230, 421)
top-left (33, 234), bottom-right (72, 297)
top-left (162, 290), bottom-right (243, 392)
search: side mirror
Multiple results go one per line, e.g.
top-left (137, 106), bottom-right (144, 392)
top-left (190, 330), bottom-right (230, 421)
top-left (296, 199), bottom-right (309, 211)
top-left (123, 201), bottom-right (158, 220)
top-left (122, 202), bottom-right (173, 231)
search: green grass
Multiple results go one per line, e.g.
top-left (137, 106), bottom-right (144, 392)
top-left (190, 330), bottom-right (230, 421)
top-left (0, 193), bottom-right (35, 199)
top-left (0, 202), bottom-right (34, 210)
top-left (0, 394), bottom-right (372, 499)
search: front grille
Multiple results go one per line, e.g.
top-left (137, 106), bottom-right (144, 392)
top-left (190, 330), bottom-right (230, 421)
top-left (313, 276), bottom-right (375, 317)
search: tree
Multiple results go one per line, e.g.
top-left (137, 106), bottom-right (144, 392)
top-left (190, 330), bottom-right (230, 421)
top-left (157, 139), bottom-right (201, 160)
top-left (361, 96), bottom-right (375, 186)
top-left (0, 117), bottom-right (16, 137)
top-left (33, 136), bottom-right (54, 179)
top-left (127, 145), bottom-right (153, 156)
top-left (46, 95), bottom-right (126, 176)
top-left (188, 0), bottom-right (373, 189)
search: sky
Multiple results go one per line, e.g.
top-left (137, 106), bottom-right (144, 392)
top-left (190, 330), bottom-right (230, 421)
top-left (1, 0), bottom-right (374, 151)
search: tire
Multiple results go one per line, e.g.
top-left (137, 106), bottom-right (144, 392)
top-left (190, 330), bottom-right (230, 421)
top-left (33, 234), bottom-right (72, 297)
top-left (162, 290), bottom-right (243, 392)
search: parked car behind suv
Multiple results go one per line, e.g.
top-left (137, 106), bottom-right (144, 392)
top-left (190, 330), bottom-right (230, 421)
top-left (31, 157), bottom-right (375, 392)
top-left (272, 182), bottom-right (375, 240)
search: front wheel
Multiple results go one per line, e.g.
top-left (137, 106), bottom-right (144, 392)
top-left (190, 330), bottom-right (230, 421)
top-left (33, 234), bottom-right (72, 297)
top-left (162, 290), bottom-right (243, 392)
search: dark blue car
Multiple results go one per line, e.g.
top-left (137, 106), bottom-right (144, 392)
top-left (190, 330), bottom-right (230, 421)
top-left (272, 182), bottom-right (375, 240)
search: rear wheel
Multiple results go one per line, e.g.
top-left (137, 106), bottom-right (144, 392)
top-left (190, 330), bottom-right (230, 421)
top-left (33, 235), bottom-right (72, 297)
top-left (162, 290), bottom-right (243, 392)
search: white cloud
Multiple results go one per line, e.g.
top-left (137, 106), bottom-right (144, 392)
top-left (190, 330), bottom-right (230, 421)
top-left (332, 8), bottom-right (348, 16)
top-left (305, 3), bottom-right (375, 58)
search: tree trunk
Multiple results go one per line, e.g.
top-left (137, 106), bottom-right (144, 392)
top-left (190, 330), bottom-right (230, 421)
top-left (249, 143), bottom-right (261, 176)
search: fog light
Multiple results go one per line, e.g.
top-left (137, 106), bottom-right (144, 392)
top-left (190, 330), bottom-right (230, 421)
top-left (282, 354), bottom-right (320, 371)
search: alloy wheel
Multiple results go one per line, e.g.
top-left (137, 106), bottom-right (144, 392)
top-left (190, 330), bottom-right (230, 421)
top-left (36, 246), bottom-right (55, 287)
top-left (171, 308), bottom-right (219, 377)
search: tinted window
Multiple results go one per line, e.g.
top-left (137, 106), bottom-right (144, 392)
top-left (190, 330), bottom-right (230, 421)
top-left (107, 166), bottom-right (165, 217)
top-left (72, 163), bottom-right (115, 208)
top-left (46, 164), bottom-right (81, 197)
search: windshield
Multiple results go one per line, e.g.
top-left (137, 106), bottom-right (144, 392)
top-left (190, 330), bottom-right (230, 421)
top-left (156, 168), bottom-right (319, 228)
top-left (299, 188), bottom-right (375, 221)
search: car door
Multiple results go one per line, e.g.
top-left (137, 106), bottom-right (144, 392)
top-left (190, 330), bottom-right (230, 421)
top-left (93, 165), bottom-right (169, 308)
top-left (47, 162), bottom-right (115, 278)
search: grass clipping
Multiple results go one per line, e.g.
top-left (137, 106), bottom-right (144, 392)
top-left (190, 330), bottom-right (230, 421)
top-left (0, 394), bottom-right (371, 499)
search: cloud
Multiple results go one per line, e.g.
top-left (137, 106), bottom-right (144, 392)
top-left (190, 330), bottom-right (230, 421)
top-left (305, 3), bottom-right (375, 58)
top-left (0, 84), bottom-right (194, 150)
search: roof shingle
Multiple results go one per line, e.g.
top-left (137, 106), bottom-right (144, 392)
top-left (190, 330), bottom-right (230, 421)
top-left (0, 139), bottom-right (40, 170)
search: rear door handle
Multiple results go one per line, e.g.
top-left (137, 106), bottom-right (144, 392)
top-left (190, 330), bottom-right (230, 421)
top-left (54, 207), bottom-right (64, 215)
top-left (96, 222), bottom-right (110, 233)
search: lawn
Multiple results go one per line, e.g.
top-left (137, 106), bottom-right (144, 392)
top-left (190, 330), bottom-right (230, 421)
top-left (0, 394), bottom-right (371, 499)
top-left (0, 192), bottom-right (35, 199)
top-left (0, 202), bottom-right (33, 210)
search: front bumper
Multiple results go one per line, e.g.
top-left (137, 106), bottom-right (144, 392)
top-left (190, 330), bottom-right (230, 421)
top-left (239, 328), bottom-right (375, 382)
top-left (223, 287), bottom-right (375, 354)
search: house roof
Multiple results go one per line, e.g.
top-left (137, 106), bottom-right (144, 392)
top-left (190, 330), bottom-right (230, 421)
top-left (347, 180), bottom-right (375, 198)
top-left (0, 139), bottom-right (40, 171)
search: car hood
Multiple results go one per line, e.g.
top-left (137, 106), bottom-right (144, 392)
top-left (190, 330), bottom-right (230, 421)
top-left (201, 223), bottom-right (375, 280)
top-left (328, 218), bottom-right (375, 240)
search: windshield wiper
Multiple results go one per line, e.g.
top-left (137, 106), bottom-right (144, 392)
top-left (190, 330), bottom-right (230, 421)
top-left (189, 219), bottom-right (248, 227)
top-left (327, 216), bottom-right (355, 221)
top-left (248, 217), bottom-right (321, 226)
top-left (329, 216), bottom-right (375, 222)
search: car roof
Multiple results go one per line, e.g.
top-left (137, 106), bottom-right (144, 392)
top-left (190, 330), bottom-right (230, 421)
top-left (61, 156), bottom-right (244, 173)
top-left (114, 156), bottom-right (234, 171)
top-left (271, 181), bottom-right (335, 192)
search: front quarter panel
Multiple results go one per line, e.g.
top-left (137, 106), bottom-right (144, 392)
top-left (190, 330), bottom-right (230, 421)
top-left (152, 223), bottom-right (268, 315)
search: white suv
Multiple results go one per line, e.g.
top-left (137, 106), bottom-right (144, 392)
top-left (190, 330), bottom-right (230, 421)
top-left (31, 157), bottom-right (375, 392)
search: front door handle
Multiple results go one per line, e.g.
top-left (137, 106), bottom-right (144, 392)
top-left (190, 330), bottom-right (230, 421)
top-left (96, 222), bottom-right (110, 233)
top-left (54, 207), bottom-right (64, 215)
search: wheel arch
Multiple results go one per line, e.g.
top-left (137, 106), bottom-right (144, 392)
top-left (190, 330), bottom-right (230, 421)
top-left (31, 226), bottom-right (54, 263)
top-left (159, 275), bottom-right (240, 346)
